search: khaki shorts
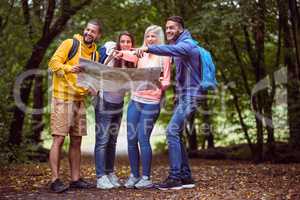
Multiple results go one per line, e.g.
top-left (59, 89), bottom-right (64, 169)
top-left (50, 98), bottom-right (87, 136)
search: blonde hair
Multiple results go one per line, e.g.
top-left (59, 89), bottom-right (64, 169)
top-left (142, 25), bottom-right (165, 47)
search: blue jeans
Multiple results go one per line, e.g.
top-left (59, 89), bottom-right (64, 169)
top-left (167, 95), bottom-right (202, 180)
top-left (94, 96), bottom-right (123, 177)
top-left (127, 100), bottom-right (160, 177)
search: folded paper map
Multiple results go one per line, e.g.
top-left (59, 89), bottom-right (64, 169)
top-left (77, 58), bottom-right (162, 92)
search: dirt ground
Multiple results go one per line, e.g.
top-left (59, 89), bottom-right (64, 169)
top-left (1, 154), bottom-right (300, 200)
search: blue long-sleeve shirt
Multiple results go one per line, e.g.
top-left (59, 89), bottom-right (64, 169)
top-left (148, 30), bottom-right (203, 97)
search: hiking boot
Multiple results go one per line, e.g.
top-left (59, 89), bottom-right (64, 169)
top-left (69, 178), bottom-right (94, 189)
top-left (96, 175), bottom-right (114, 189)
top-left (156, 177), bottom-right (183, 190)
top-left (124, 174), bottom-right (140, 188)
top-left (181, 177), bottom-right (195, 189)
top-left (50, 179), bottom-right (68, 193)
top-left (107, 173), bottom-right (121, 188)
top-left (135, 176), bottom-right (153, 189)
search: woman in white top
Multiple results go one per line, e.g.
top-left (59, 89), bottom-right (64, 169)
top-left (94, 31), bottom-right (136, 189)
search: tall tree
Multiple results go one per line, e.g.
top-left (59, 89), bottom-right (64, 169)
top-left (280, 0), bottom-right (300, 150)
top-left (8, 0), bottom-right (92, 145)
top-left (250, 0), bottom-right (267, 162)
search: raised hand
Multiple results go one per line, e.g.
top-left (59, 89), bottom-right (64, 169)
top-left (88, 87), bottom-right (98, 96)
top-left (134, 47), bottom-right (148, 58)
top-left (112, 50), bottom-right (123, 60)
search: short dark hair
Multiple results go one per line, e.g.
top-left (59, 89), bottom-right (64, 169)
top-left (87, 19), bottom-right (102, 33)
top-left (166, 16), bottom-right (184, 29)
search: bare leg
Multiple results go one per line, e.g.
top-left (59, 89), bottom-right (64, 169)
top-left (69, 136), bottom-right (82, 181)
top-left (49, 135), bottom-right (65, 182)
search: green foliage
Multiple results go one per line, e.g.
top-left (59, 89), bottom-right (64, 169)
top-left (0, 143), bottom-right (49, 165)
top-left (153, 139), bottom-right (168, 153)
top-left (151, 0), bottom-right (289, 152)
top-left (0, 0), bottom-right (291, 163)
top-left (0, 1), bottom-right (31, 146)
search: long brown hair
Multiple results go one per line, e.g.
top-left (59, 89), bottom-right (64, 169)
top-left (114, 31), bottom-right (136, 68)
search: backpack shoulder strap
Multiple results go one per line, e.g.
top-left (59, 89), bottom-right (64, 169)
top-left (67, 38), bottom-right (80, 61)
top-left (104, 54), bottom-right (114, 65)
top-left (184, 38), bottom-right (198, 46)
top-left (99, 46), bottom-right (108, 63)
top-left (91, 51), bottom-right (97, 62)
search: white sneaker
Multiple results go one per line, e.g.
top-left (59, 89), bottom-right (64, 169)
top-left (134, 176), bottom-right (153, 189)
top-left (124, 174), bottom-right (140, 188)
top-left (107, 173), bottom-right (121, 188)
top-left (96, 175), bottom-right (114, 189)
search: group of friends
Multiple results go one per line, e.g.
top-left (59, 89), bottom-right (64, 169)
top-left (48, 15), bottom-right (204, 193)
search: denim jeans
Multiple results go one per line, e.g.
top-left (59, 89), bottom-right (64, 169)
top-left (167, 95), bottom-right (202, 180)
top-left (127, 100), bottom-right (160, 177)
top-left (94, 96), bottom-right (124, 177)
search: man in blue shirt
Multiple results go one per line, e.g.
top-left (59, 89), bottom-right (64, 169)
top-left (136, 16), bottom-right (203, 190)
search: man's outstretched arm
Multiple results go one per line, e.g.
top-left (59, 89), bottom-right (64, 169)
top-left (137, 40), bottom-right (193, 57)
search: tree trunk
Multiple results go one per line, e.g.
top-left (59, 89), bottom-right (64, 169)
top-left (265, 102), bottom-right (275, 160)
top-left (288, 0), bottom-right (300, 149)
top-left (185, 111), bottom-right (198, 151)
top-left (8, 0), bottom-right (92, 145)
top-left (31, 75), bottom-right (44, 143)
top-left (288, 0), bottom-right (300, 69)
top-left (245, 0), bottom-right (267, 162)
top-left (280, 0), bottom-right (300, 150)
top-left (265, 8), bottom-right (284, 159)
top-left (8, 42), bottom-right (48, 145)
top-left (202, 97), bottom-right (214, 149)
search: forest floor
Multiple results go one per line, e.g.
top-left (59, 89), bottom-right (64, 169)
top-left (1, 154), bottom-right (300, 200)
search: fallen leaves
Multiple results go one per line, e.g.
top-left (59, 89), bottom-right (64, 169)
top-left (0, 155), bottom-right (299, 200)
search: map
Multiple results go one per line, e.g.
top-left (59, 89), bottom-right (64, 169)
top-left (77, 58), bottom-right (162, 92)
